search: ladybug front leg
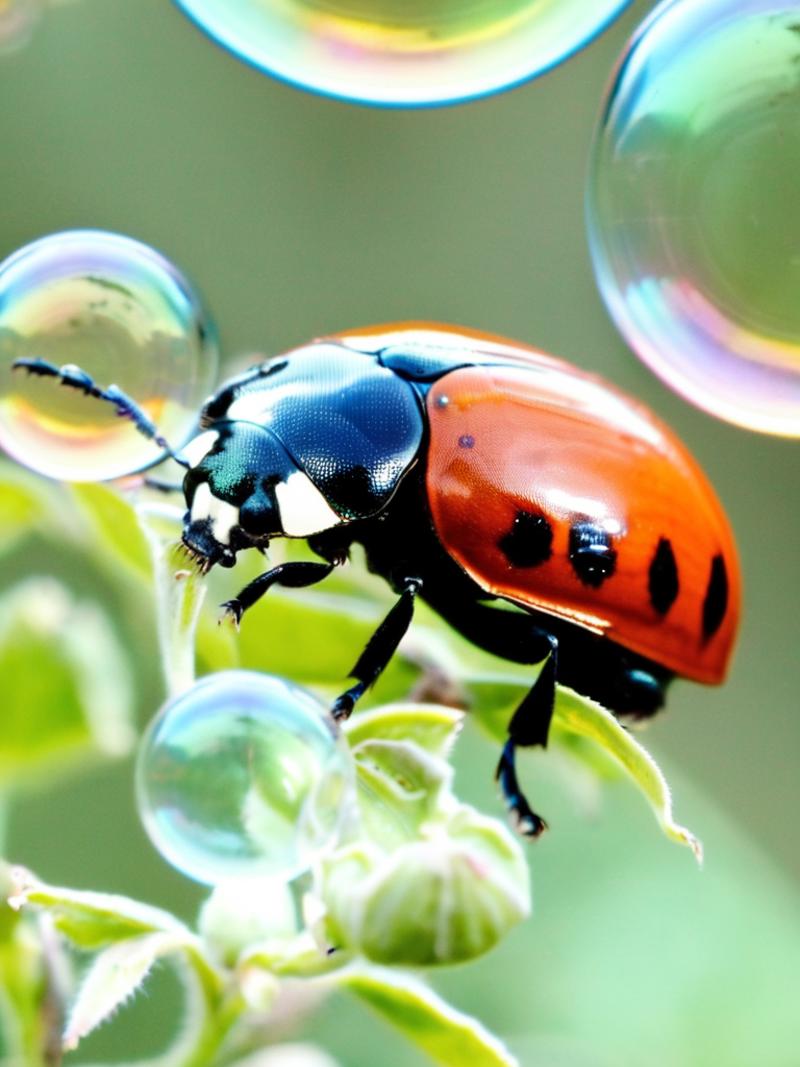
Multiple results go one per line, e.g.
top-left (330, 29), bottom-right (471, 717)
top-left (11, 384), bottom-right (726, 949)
top-left (331, 578), bottom-right (421, 720)
top-left (221, 561), bottom-right (335, 626)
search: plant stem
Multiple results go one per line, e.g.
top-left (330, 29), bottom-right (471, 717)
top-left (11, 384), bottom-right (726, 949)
top-left (136, 503), bottom-right (207, 698)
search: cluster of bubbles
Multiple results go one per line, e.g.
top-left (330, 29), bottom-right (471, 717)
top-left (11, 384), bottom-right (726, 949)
top-left (174, 0), bottom-right (631, 107)
top-left (136, 672), bottom-right (354, 885)
top-left (587, 0), bottom-right (800, 437)
top-left (0, 230), bottom-right (218, 481)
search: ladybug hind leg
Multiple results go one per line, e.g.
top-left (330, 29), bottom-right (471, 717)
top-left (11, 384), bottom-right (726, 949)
top-left (422, 594), bottom-right (558, 837)
top-left (498, 640), bottom-right (558, 838)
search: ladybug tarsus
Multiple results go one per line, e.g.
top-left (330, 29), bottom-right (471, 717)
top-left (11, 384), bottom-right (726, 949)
top-left (219, 599), bottom-right (244, 629)
top-left (331, 685), bottom-right (364, 722)
top-left (497, 739), bottom-right (548, 838)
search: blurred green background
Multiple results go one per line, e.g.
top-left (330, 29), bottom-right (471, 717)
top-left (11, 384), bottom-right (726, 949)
top-left (1, 1), bottom-right (799, 1065)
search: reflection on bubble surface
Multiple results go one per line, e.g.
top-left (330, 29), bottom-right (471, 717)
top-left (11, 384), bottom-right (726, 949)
top-left (587, 0), bottom-right (800, 436)
top-left (0, 230), bottom-right (218, 481)
top-left (136, 671), bottom-right (354, 885)
top-left (174, 0), bottom-right (631, 107)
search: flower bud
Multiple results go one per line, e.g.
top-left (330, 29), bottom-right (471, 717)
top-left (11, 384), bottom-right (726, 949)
top-left (321, 806), bottom-right (530, 966)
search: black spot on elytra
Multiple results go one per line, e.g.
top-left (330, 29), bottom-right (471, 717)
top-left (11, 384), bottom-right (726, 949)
top-left (648, 537), bottom-right (679, 615)
top-left (498, 511), bottom-right (553, 568)
top-left (458, 434), bottom-right (475, 449)
top-left (702, 554), bottom-right (728, 640)
top-left (568, 522), bottom-right (617, 588)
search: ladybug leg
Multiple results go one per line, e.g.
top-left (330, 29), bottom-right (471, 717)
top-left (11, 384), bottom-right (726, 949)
top-left (332, 578), bottom-right (421, 721)
top-left (11, 357), bottom-right (188, 468)
top-left (497, 639), bottom-right (558, 838)
top-left (497, 740), bottom-right (548, 838)
top-left (221, 561), bottom-right (335, 626)
top-left (144, 477), bottom-right (184, 494)
top-left (422, 594), bottom-right (557, 834)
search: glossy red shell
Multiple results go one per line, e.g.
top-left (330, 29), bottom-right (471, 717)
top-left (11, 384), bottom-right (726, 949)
top-left (340, 323), bottom-right (741, 684)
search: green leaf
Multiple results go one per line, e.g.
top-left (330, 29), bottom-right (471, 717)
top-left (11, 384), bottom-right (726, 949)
top-left (0, 465), bottom-right (50, 556)
top-left (9, 868), bottom-right (188, 949)
top-left (339, 965), bottom-right (519, 1067)
top-left (70, 481), bottom-right (152, 581)
top-left (62, 931), bottom-right (187, 1052)
top-left (552, 687), bottom-right (703, 861)
top-left (352, 740), bottom-right (453, 846)
top-left (0, 864), bottom-right (53, 1067)
top-left (0, 578), bottom-right (135, 792)
top-left (345, 704), bottom-right (464, 757)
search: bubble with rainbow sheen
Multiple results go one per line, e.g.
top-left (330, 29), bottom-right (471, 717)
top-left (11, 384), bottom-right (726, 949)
top-left (136, 671), bottom-right (355, 886)
top-left (174, 0), bottom-right (631, 107)
top-left (0, 230), bottom-right (218, 481)
top-left (587, 0), bottom-right (800, 438)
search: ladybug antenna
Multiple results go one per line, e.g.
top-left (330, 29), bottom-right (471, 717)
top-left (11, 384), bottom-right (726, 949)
top-left (12, 357), bottom-right (191, 470)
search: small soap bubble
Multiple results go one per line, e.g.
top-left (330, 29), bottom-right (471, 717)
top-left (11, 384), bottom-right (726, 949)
top-left (0, 0), bottom-right (43, 55)
top-left (587, 0), bottom-right (800, 437)
top-left (175, 0), bottom-right (630, 107)
top-left (135, 671), bottom-right (354, 886)
top-left (0, 230), bottom-right (218, 481)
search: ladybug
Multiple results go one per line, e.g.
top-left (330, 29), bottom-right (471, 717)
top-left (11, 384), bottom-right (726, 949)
top-left (14, 323), bottom-right (740, 835)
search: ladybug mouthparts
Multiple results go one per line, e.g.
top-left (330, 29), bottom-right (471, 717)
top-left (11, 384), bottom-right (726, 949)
top-left (180, 518), bottom-right (237, 573)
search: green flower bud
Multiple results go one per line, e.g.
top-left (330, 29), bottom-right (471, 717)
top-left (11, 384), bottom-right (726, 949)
top-left (321, 806), bottom-right (530, 966)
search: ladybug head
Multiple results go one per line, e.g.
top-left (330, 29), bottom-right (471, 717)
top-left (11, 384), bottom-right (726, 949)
top-left (179, 422), bottom-right (342, 572)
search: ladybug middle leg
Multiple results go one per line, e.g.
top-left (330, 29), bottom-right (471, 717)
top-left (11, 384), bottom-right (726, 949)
top-left (332, 577), bottom-right (422, 720)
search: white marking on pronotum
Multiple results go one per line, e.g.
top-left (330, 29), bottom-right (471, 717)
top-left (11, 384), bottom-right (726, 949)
top-left (207, 494), bottom-right (239, 545)
top-left (181, 430), bottom-right (220, 468)
top-left (190, 482), bottom-right (212, 522)
top-left (275, 471), bottom-right (341, 538)
top-left (189, 481), bottom-right (240, 545)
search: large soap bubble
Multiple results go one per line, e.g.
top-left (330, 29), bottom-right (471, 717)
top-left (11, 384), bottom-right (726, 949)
top-left (587, 0), bottom-right (800, 437)
top-left (136, 671), bottom-right (354, 885)
top-left (174, 0), bottom-right (631, 108)
top-left (0, 230), bottom-right (218, 480)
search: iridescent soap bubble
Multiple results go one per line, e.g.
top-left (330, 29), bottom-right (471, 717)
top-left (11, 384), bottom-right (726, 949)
top-left (136, 671), bottom-right (354, 885)
top-left (174, 0), bottom-right (631, 107)
top-left (0, 230), bottom-right (218, 481)
top-left (587, 0), bottom-right (800, 437)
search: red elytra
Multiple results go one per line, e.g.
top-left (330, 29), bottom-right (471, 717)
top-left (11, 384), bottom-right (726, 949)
top-left (341, 322), bottom-right (740, 684)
